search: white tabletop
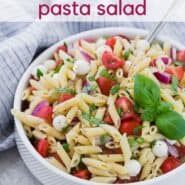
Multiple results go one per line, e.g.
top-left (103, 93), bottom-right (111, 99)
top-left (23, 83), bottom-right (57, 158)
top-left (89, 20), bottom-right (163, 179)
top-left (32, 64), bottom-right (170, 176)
top-left (0, 147), bottom-right (41, 185)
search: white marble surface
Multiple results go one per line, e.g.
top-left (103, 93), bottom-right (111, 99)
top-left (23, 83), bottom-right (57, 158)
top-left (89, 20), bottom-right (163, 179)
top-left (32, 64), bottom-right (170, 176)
top-left (0, 147), bottom-right (41, 185)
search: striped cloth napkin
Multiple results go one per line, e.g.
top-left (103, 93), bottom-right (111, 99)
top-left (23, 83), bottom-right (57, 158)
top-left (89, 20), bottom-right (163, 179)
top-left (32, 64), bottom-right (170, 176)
top-left (0, 1), bottom-right (185, 151)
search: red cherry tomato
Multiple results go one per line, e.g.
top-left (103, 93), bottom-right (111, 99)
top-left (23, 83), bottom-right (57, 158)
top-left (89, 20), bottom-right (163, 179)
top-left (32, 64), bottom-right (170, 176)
top-left (103, 111), bottom-right (114, 125)
top-left (166, 66), bottom-right (184, 81)
top-left (36, 139), bottom-right (49, 157)
top-left (119, 119), bottom-right (141, 135)
top-left (97, 77), bottom-right (116, 96)
top-left (161, 156), bottom-right (181, 173)
top-left (102, 51), bottom-right (124, 70)
top-left (122, 112), bottom-right (141, 122)
top-left (59, 93), bottom-right (74, 103)
top-left (115, 97), bottom-right (134, 113)
top-left (177, 50), bottom-right (185, 62)
top-left (35, 105), bottom-right (53, 123)
top-left (176, 145), bottom-right (185, 158)
top-left (106, 37), bottom-right (116, 49)
top-left (73, 169), bottom-right (90, 180)
top-left (56, 44), bottom-right (67, 53)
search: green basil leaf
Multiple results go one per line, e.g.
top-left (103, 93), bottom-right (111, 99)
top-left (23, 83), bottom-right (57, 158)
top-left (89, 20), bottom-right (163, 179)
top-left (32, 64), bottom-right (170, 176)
top-left (171, 75), bottom-right (178, 92)
top-left (62, 143), bottom-right (69, 152)
top-left (99, 69), bottom-right (116, 81)
top-left (110, 84), bottom-right (120, 95)
top-left (141, 108), bottom-right (157, 122)
top-left (36, 69), bottom-right (43, 78)
top-left (156, 111), bottom-right (185, 140)
top-left (56, 87), bottom-right (75, 95)
top-left (157, 102), bottom-right (173, 115)
top-left (134, 74), bottom-right (160, 109)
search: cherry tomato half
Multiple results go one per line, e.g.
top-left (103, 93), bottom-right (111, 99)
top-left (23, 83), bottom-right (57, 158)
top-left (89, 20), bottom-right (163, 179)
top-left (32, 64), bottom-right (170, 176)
top-left (166, 66), bottom-right (184, 81)
top-left (177, 50), bottom-right (185, 62)
top-left (119, 119), bottom-right (141, 135)
top-left (36, 139), bottom-right (49, 157)
top-left (56, 44), bottom-right (67, 53)
top-left (102, 51), bottom-right (124, 70)
top-left (161, 156), bottom-right (181, 173)
top-left (106, 37), bottom-right (116, 49)
top-left (97, 77), bottom-right (116, 96)
top-left (35, 105), bottom-right (53, 123)
top-left (59, 93), bottom-right (74, 103)
top-left (115, 97), bottom-right (134, 113)
top-left (103, 111), bottom-right (114, 125)
top-left (73, 169), bottom-right (90, 180)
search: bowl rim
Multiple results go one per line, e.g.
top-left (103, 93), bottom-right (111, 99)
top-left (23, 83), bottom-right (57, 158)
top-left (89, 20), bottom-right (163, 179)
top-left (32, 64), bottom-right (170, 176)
top-left (13, 27), bottom-right (185, 185)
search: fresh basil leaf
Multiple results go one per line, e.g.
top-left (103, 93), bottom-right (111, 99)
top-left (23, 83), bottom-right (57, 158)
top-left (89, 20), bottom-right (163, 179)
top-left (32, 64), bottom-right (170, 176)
top-left (156, 111), bottom-right (185, 140)
top-left (62, 143), bottom-right (69, 152)
top-left (36, 69), bottom-right (43, 78)
top-left (110, 84), bottom-right (120, 95)
top-left (174, 61), bottom-right (185, 66)
top-left (157, 102), bottom-right (173, 115)
top-left (134, 74), bottom-right (160, 109)
top-left (56, 87), bottom-right (75, 95)
top-left (141, 108), bottom-right (157, 122)
top-left (171, 75), bottom-right (178, 92)
top-left (99, 69), bottom-right (116, 81)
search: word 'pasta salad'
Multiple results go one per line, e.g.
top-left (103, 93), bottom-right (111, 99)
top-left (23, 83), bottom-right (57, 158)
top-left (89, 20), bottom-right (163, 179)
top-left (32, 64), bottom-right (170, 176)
top-left (12, 35), bottom-right (185, 184)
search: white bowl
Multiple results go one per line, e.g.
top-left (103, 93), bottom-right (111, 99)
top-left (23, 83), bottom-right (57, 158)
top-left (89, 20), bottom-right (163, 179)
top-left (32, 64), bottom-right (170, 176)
top-left (13, 27), bottom-right (185, 185)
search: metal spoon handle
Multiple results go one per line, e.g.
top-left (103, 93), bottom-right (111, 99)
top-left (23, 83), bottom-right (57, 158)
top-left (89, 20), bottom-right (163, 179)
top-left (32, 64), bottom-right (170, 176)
top-left (146, 0), bottom-right (179, 44)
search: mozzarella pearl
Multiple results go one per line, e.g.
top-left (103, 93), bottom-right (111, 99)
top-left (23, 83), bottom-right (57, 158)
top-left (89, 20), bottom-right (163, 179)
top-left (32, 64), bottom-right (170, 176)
top-left (153, 140), bottom-right (168, 157)
top-left (96, 37), bottom-right (106, 47)
top-left (44, 59), bottom-right (56, 70)
top-left (96, 45), bottom-right (112, 58)
top-left (136, 40), bottom-right (150, 51)
top-left (125, 160), bottom-right (141, 177)
top-left (73, 60), bottom-right (90, 75)
top-left (53, 115), bottom-right (67, 131)
top-left (166, 139), bottom-right (177, 145)
top-left (31, 65), bottom-right (47, 79)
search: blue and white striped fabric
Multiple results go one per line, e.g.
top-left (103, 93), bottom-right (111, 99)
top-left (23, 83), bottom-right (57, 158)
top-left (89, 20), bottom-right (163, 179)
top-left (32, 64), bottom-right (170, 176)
top-left (0, 1), bottom-right (185, 152)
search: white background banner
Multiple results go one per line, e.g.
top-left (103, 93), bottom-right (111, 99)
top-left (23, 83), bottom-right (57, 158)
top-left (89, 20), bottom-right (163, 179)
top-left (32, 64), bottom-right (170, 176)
top-left (0, 0), bottom-right (185, 22)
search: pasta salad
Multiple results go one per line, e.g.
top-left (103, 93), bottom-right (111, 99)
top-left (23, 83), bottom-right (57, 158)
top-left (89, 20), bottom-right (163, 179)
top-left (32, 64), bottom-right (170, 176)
top-left (12, 35), bottom-right (185, 184)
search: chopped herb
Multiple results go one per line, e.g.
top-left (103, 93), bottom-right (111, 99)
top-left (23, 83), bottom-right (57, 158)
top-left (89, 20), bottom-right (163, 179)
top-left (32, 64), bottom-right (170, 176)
top-left (174, 61), bottom-right (185, 66)
top-left (110, 84), bottom-right (120, 95)
top-left (54, 63), bottom-right (63, 73)
top-left (82, 84), bottom-right (97, 94)
top-left (36, 69), bottom-right (43, 78)
top-left (100, 134), bottom-right (110, 145)
top-left (171, 75), bottom-right (178, 92)
top-left (99, 69), bottom-right (116, 81)
top-left (82, 112), bottom-right (105, 126)
top-left (64, 42), bottom-right (68, 48)
top-left (128, 138), bottom-right (138, 148)
top-left (62, 143), bottom-right (69, 152)
top-left (117, 107), bottom-right (123, 116)
top-left (133, 126), bottom-right (144, 135)
top-left (65, 58), bottom-right (74, 63)
top-left (123, 49), bottom-right (133, 60)
top-left (88, 76), bottom-right (95, 81)
top-left (56, 87), bottom-right (75, 95)
top-left (136, 137), bottom-right (145, 145)
top-left (78, 156), bottom-right (86, 169)
top-left (89, 104), bottom-right (97, 114)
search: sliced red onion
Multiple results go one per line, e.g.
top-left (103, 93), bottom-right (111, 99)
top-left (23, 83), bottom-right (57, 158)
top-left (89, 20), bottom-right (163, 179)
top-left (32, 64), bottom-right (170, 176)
top-left (153, 72), bottom-right (171, 84)
top-left (32, 101), bottom-right (47, 116)
top-left (70, 117), bottom-right (79, 126)
top-left (170, 47), bottom-right (177, 61)
top-left (165, 141), bottom-right (179, 158)
top-left (154, 57), bottom-right (172, 66)
top-left (80, 50), bottom-right (94, 63)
